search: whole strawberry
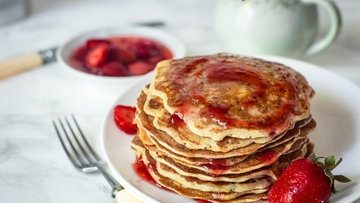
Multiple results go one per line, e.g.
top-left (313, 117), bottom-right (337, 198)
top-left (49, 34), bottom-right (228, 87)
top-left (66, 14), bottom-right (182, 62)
top-left (268, 153), bottom-right (351, 203)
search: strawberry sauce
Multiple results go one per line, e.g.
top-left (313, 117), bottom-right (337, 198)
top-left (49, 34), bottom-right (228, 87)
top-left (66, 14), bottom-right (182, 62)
top-left (200, 164), bottom-right (230, 176)
top-left (164, 55), bottom-right (308, 137)
top-left (197, 158), bottom-right (230, 176)
top-left (68, 36), bottom-right (173, 77)
top-left (168, 113), bottom-right (186, 129)
top-left (131, 156), bottom-right (173, 193)
top-left (194, 200), bottom-right (212, 203)
top-left (257, 150), bottom-right (278, 166)
top-left (132, 157), bottom-right (212, 203)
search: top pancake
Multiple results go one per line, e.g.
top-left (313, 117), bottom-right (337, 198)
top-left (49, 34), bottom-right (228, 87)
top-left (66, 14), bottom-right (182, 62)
top-left (149, 54), bottom-right (314, 141)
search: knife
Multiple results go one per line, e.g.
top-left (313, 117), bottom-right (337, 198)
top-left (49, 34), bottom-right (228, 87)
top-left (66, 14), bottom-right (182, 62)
top-left (0, 21), bottom-right (164, 80)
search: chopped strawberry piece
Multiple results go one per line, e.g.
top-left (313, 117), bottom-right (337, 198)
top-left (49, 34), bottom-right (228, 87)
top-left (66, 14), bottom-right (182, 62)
top-left (107, 37), bottom-right (132, 50)
top-left (143, 40), bottom-right (161, 57)
top-left (128, 61), bottom-right (154, 76)
top-left (85, 44), bottom-right (110, 68)
top-left (98, 62), bottom-right (127, 76)
top-left (73, 46), bottom-right (89, 60)
top-left (86, 39), bottom-right (110, 47)
top-left (148, 55), bottom-right (164, 64)
top-left (114, 105), bottom-right (138, 135)
top-left (128, 41), bottom-right (151, 59)
top-left (161, 48), bottom-right (173, 59)
top-left (110, 47), bottom-right (136, 64)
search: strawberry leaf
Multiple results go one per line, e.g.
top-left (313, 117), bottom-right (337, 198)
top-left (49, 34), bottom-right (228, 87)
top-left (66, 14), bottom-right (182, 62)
top-left (324, 168), bottom-right (334, 187)
top-left (325, 155), bottom-right (335, 169)
top-left (330, 158), bottom-right (342, 171)
top-left (316, 162), bottom-right (326, 169)
top-left (315, 157), bottom-right (325, 166)
top-left (310, 152), bottom-right (316, 160)
top-left (334, 175), bottom-right (352, 183)
top-left (333, 187), bottom-right (339, 194)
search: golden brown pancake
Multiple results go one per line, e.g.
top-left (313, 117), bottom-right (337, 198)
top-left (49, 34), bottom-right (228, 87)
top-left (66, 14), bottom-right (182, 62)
top-left (131, 138), bottom-right (312, 202)
top-left (143, 122), bottom-right (313, 167)
top-left (136, 89), bottom-right (315, 162)
top-left (143, 84), bottom-right (312, 152)
top-left (130, 54), bottom-right (316, 203)
top-left (149, 54), bottom-right (314, 140)
top-left (140, 145), bottom-right (270, 201)
top-left (131, 136), bottom-right (313, 183)
top-left (150, 137), bottom-right (309, 175)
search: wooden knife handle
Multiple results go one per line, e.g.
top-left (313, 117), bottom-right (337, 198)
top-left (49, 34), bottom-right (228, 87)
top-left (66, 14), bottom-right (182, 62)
top-left (0, 53), bottom-right (42, 80)
top-left (115, 189), bottom-right (144, 203)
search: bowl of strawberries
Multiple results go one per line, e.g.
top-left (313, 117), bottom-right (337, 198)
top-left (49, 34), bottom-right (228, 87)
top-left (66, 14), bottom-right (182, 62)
top-left (57, 26), bottom-right (186, 82)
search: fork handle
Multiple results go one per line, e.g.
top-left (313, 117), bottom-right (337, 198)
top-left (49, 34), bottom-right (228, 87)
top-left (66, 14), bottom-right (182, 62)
top-left (97, 166), bottom-right (143, 202)
top-left (98, 166), bottom-right (121, 191)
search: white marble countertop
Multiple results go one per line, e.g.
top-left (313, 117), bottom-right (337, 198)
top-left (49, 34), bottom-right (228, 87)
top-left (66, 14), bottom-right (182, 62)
top-left (0, 0), bottom-right (359, 202)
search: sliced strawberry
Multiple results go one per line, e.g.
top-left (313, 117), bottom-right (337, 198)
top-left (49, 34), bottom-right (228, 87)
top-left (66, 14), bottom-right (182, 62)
top-left (73, 45), bottom-right (89, 60)
top-left (161, 48), bottom-right (173, 59)
top-left (114, 105), bottom-right (138, 135)
top-left (148, 55), bottom-right (164, 64)
top-left (98, 62), bottom-right (127, 76)
top-left (128, 61), bottom-right (154, 76)
top-left (85, 44), bottom-right (110, 68)
top-left (86, 39), bottom-right (110, 47)
top-left (143, 39), bottom-right (161, 57)
top-left (107, 37), bottom-right (132, 50)
top-left (128, 41), bottom-right (151, 59)
top-left (110, 47), bottom-right (136, 64)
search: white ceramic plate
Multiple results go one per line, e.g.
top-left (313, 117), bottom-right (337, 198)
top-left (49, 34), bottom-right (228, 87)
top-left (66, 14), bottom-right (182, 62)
top-left (101, 55), bottom-right (360, 203)
top-left (57, 26), bottom-right (186, 83)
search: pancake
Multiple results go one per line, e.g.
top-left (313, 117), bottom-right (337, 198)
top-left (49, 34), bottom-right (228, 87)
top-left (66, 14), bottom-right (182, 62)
top-left (150, 137), bottom-right (309, 176)
top-left (149, 54), bottom-right (314, 140)
top-left (143, 84), bottom-right (312, 152)
top-left (143, 120), bottom-right (313, 167)
top-left (136, 89), bottom-right (315, 160)
top-left (130, 54), bottom-right (316, 203)
top-left (156, 161), bottom-right (274, 193)
top-left (131, 136), bottom-right (312, 183)
top-left (140, 145), bottom-right (270, 201)
top-left (131, 138), bottom-right (312, 203)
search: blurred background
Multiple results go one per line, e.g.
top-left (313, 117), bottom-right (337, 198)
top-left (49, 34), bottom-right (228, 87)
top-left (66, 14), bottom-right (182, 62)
top-left (0, 0), bottom-right (359, 84)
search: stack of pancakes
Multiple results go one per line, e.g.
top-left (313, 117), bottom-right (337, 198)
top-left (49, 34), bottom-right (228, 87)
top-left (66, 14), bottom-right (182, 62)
top-left (131, 54), bottom-right (316, 202)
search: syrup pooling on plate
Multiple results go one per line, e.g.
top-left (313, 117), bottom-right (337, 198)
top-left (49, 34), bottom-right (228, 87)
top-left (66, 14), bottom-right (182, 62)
top-left (156, 54), bottom-right (313, 138)
top-left (132, 156), bottom-right (173, 193)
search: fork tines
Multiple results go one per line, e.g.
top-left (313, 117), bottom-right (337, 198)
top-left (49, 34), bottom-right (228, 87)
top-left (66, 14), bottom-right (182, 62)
top-left (53, 115), bottom-right (100, 173)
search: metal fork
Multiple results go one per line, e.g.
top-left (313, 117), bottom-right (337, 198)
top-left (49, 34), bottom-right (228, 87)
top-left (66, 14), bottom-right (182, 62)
top-left (52, 115), bottom-right (124, 198)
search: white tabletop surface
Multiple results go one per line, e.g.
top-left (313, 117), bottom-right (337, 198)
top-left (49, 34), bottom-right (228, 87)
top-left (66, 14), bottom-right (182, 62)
top-left (0, 0), bottom-right (359, 202)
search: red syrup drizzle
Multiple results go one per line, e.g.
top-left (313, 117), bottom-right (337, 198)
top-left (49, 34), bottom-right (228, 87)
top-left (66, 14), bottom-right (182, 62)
top-left (257, 150), bottom-right (278, 166)
top-left (194, 199), bottom-right (212, 203)
top-left (132, 157), bottom-right (213, 203)
top-left (199, 164), bottom-right (230, 176)
top-left (131, 156), bottom-right (173, 193)
top-left (197, 158), bottom-right (230, 176)
top-left (168, 113), bottom-right (186, 129)
top-left (167, 56), bottom-right (302, 137)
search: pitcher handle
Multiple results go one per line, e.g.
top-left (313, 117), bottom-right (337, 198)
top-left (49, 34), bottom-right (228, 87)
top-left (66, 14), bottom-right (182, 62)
top-left (303, 0), bottom-right (342, 56)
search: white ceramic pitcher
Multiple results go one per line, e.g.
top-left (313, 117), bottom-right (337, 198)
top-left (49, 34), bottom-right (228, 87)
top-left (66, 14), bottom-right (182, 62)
top-left (214, 0), bottom-right (341, 58)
